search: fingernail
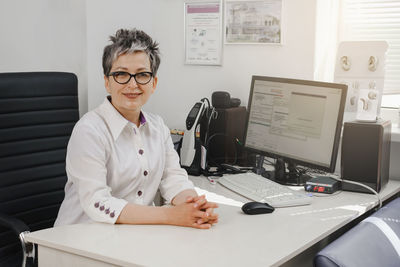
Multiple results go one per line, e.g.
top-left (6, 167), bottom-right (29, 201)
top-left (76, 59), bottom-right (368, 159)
top-left (205, 212), bottom-right (209, 217)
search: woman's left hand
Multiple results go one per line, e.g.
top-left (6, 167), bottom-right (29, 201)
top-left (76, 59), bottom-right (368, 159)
top-left (185, 195), bottom-right (219, 225)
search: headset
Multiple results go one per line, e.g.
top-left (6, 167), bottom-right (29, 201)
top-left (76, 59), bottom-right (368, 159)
top-left (180, 98), bottom-right (216, 175)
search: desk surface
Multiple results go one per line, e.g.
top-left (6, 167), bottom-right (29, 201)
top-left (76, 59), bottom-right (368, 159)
top-left (26, 178), bottom-right (400, 267)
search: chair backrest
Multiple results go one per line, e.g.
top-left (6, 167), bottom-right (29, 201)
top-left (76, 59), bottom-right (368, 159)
top-left (314, 197), bottom-right (400, 267)
top-left (0, 72), bottom-right (79, 266)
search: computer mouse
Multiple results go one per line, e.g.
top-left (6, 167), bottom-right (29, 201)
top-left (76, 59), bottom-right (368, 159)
top-left (241, 202), bottom-right (275, 215)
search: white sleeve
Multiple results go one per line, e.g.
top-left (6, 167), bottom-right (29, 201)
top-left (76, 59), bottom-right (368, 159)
top-left (158, 119), bottom-right (194, 204)
top-left (66, 122), bottom-right (127, 224)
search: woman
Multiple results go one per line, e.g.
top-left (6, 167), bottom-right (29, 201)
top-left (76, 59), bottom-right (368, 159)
top-left (55, 29), bottom-right (218, 229)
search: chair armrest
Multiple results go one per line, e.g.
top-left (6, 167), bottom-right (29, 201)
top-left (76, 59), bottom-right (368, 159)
top-left (0, 212), bottom-right (30, 235)
top-left (0, 212), bottom-right (35, 266)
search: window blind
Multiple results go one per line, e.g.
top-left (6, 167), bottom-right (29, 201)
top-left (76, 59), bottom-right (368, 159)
top-left (340, 0), bottom-right (400, 95)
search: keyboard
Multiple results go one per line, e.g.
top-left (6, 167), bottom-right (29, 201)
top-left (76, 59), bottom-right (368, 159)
top-left (218, 172), bottom-right (312, 208)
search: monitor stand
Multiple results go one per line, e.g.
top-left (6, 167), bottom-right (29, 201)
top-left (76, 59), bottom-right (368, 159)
top-left (252, 155), bottom-right (311, 185)
top-left (273, 158), bottom-right (311, 186)
top-left (253, 155), bottom-right (266, 175)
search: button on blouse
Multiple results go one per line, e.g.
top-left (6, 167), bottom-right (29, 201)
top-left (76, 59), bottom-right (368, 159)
top-left (54, 97), bottom-right (194, 226)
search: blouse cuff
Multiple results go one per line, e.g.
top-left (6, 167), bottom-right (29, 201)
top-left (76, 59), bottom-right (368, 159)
top-left (87, 197), bottom-right (128, 224)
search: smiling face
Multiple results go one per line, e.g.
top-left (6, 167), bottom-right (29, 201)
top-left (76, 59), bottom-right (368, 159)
top-left (104, 51), bottom-right (158, 124)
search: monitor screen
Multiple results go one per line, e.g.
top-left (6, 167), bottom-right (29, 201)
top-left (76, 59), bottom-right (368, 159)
top-left (244, 76), bottom-right (347, 174)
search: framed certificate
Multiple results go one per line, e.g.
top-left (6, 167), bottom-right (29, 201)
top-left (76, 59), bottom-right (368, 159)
top-left (184, 1), bottom-right (223, 65)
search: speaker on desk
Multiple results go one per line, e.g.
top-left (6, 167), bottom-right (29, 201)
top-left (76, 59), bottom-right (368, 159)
top-left (200, 106), bottom-right (249, 166)
top-left (341, 120), bottom-right (391, 193)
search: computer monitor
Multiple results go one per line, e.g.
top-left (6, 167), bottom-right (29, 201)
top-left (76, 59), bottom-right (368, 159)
top-left (244, 76), bottom-right (347, 185)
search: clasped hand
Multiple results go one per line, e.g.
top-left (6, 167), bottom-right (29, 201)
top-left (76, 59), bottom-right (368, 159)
top-left (172, 195), bottom-right (218, 229)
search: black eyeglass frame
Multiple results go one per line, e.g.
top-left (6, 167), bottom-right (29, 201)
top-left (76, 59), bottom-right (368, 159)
top-left (108, 71), bottom-right (154, 85)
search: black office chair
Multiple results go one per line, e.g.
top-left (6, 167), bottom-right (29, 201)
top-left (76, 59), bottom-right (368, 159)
top-left (0, 72), bottom-right (79, 267)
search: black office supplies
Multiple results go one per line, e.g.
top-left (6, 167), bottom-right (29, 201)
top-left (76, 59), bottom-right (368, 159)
top-left (305, 176), bottom-right (341, 194)
top-left (212, 91), bottom-right (241, 108)
top-left (242, 202), bottom-right (275, 215)
top-left (230, 97), bottom-right (241, 107)
top-left (219, 163), bottom-right (246, 174)
top-left (212, 91), bottom-right (231, 108)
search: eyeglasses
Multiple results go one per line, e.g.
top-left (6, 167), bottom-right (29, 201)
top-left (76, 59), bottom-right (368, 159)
top-left (108, 71), bottom-right (153, 85)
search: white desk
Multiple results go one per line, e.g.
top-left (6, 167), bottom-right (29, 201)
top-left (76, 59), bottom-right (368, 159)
top-left (26, 178), bottom-right (400, 267)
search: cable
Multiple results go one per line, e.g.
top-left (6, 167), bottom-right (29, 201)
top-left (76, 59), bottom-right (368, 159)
top-left (298, 166), bottom-right (381, 206)
top-left (204, 107), bottom-right (217, 146)
top-left (200, 97), bottom-right (211, 109)
top-left (199, 97), bottom-right (218, 150)
top-left (312, 190), bottom-right (343, 197)
top-left (342, 179), bottom-right (382, 209)
top-left (327, 176), bottom-right (382, 209)
top-left (298, 166), bottom-right (328, 176)
top-left (206, 133), bottom-right (226, 148)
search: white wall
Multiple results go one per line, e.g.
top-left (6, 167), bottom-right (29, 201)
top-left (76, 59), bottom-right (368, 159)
top-left (86, 0), bottom-right (156, 114)
top-left (0, 0), bottom-right (87, 114)
top-left (3, 0), bottom-right (398, 178)
top-left (87, 0), bottom-right (317, 129)
top-left (0, 0), bottom-right (88, 116)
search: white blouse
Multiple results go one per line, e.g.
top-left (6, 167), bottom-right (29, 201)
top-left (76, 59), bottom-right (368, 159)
top-left (54, 97), bottom-right (193, 226)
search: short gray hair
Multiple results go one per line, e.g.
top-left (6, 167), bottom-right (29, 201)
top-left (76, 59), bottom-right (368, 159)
top-left (102, 28), bottom-right (161, 76)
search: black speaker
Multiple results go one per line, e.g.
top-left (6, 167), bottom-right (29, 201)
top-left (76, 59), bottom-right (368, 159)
top-left (200, 106), bottom-right (249, 166)
top-left (341, 120), bottom-right (391, 193)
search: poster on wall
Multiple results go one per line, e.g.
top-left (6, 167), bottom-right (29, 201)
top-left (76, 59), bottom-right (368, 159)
top-left (225, 0), bottom-right (282, 44)
top-left (184, 1), bottom-right (223, 65)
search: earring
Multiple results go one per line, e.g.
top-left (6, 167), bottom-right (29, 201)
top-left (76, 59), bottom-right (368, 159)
top-left (340, 56), bottom-right (351, 71)
top-left (368, 56), bottom-right (378, 71)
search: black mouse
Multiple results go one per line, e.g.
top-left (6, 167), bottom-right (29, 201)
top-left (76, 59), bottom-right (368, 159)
top-left (241, 202), bottom-right (275, 215)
